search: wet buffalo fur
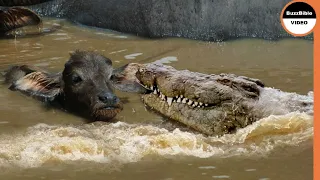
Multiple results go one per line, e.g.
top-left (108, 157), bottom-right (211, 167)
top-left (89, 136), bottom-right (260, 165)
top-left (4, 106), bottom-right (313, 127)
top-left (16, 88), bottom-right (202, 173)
top-left (4, 50), bottom-right (144, 122)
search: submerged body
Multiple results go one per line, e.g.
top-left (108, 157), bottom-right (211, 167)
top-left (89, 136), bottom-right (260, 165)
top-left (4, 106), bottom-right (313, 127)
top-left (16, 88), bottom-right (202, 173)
top-left (4, 50), bottom-right (123, 121)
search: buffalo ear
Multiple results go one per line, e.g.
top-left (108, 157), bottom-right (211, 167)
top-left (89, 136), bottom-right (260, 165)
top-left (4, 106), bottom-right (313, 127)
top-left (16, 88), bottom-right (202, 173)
top-left (4, 65), bottom-right (45, 84)
top-left (0, 7), bottom-right (42, 35)
top-left (111, 63), bottom-right (148, 94)
top-left (6, 66), bottom-right (62, 102)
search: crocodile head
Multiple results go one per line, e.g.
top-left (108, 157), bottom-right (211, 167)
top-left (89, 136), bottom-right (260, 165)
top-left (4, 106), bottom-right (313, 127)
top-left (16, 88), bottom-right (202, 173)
top-left (112, 63), bottom-right (265, 136)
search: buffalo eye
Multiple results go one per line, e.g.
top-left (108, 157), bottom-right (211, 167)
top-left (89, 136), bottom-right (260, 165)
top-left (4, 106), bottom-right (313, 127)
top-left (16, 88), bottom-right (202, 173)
top-left (71, 74), bottom-right (82, 84)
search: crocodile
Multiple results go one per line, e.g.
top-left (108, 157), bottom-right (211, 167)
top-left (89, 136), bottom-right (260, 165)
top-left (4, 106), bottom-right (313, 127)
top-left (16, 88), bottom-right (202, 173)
top-left (111, 63), bottom-right (314, 136)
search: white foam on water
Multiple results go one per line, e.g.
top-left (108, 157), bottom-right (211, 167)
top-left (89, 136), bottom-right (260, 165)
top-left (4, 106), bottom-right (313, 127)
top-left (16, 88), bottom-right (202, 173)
top-left (198, 166), bottom-right (216, 169)
top-left (245, 169), bottom-right (256, 172)
top-left (53, 37), bottom-right (71, 41)
top-left (71, 40), bottom-right (87, 44)
top-left (0, 111), bottom-right (313, 169)
top-left (49, 57), bottom-right (63, 60)
top-left (253, 87), bottom-right (314, 116)
top-left (153, 56), bottom-right (178, 64)
top-left (95, 32), bottom-right (108, 36)
top-left (124, 53), bottom-right (143, 60)
top-left (54, 33), bottom-right (68, 36)
top-left (212, 175), bottom-right (230, 179)
top-left (113, 36), bottom-right (128, 39)
top-left (109, 49), bottom-right (127, 54)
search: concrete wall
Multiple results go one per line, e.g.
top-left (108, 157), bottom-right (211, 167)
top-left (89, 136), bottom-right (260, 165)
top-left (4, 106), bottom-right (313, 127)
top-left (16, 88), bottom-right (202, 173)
top-left (30, 0), bottom-right (313, 41)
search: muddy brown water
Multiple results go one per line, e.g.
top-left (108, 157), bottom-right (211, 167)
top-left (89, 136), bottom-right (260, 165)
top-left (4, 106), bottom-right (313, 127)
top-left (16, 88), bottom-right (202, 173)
top-left (0, 19), bottom-right (313, 180)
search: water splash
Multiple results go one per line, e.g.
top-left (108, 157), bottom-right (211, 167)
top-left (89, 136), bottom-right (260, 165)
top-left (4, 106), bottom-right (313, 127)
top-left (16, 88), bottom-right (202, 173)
top-left (0, 112), bottom-right (313, 169)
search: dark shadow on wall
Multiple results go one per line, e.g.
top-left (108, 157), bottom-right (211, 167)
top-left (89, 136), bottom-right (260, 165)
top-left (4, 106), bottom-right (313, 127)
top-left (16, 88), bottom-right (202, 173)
top-left (27, 0), bottom-right (313, 41)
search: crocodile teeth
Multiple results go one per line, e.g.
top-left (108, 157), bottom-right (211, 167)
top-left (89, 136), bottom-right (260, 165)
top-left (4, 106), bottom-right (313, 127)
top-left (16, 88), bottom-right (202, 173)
top-left (160, 93), bottom-right (165, 100)
top-left (162, 94), bottom-right (166, 101)
top-left (153, 90), bottom-right (206, 108)
top-left (182, 98), bottom-right (187, 103)
top-left (167, 97), bottom-right (173, 106)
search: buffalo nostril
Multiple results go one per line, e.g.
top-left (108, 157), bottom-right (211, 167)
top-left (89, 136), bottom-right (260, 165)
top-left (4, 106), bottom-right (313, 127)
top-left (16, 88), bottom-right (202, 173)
top-left (98, 92), bottom-right (119, 105)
